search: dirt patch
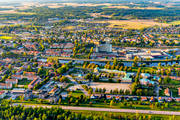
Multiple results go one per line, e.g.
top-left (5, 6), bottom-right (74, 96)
top-left (90, 82), bottom-right (131, 93)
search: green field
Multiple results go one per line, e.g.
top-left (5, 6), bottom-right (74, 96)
top-left (71, 110), bottom-right (180, 120)
top-left (69, 90), bottom-right (84, 97)
top-left (18, 79), bottom-right (31, 85)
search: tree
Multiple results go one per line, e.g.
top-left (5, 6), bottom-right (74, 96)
top-left (27, 65), bottom-right (32, 72)
top-left (8, 64), bottom-right (12, 70)
top-left (113, 57), bottom-right (117, 65)
top-left (102, 88), bottom-right (106, 93)
top-left (88, 88), bottom-right (93, 94)
top-left (158, 63), bottom-right (161, 68)
top-left (133, 56), bottom-right (138, 67)
top-left (110, 90), bottom-right (113, 94)
top-left (20, 95), bottom-right (24, 102)
top-left (75, 100), bottom-right (79, 106)
top-left (58, 98), bottom-right (62, 105)
top-left (95, 88), bottom-right (98, 93)
top-left (164, 77), bottom-right (171, 84)
top-left (109, 78), bottom-right (113, 83)
top-left (60, 76), bottom-right (69, 83)
top-left (132, 83), bottom-right (138, 95)
top-left (110, 100), bottom-right (114, 107)
top-left (136, 89), bottom-right (142, 96)
top-left (42, 114), bottom-right (47, 120)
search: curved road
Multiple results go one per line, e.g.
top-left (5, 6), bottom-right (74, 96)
top-left (16, 104), bottom-right (180, 115)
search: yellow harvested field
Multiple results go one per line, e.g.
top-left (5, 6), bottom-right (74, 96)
top-left (0, 10), bottom-right (34, 15)
top-left (106, 6), bottom-right (164, 10)
top-left (90, 82), bottom-right (131, 93)
top-left (61, 3), bottom-right (112, 7)
top-left (169, 21), bottom-right (180, 25)
top-left (0, 36), bottom-right (12, 40)
top-left (48, 5), bottom-right (64, 8)
top-left (92, 20), bottom-right (169, 29)
top-left (134, 7), bottom-right (164, 10)
top-left (106, 6), bottom-right (130, 9)
top-left (62, 26), bottom-right (75, 30)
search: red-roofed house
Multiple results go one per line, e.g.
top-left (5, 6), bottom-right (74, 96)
top-left (23, 75), bottom-right (38, 80)
top-left (106, 95), bottom-right (112, 100)
top-left (23, 72), bottom-right (36, 76)
top-left (0, 83), bottom-right (12, 89)
top-left (11, 75), bottom-right (22, 80)
top-left (61, 53), bottom-right (72, 57)
top-left (64, 43), bottom-right (74, 49)
top-left (49, 88), bottom-right (58, 94)
top-left (141, 97), bottom-right (147, 101)
top-left (28, 78), bottom-right (41, 89)
top-left (175, 98), bottom-right (180, 102)
top-left (5, 79), bottom-right (18, 84)
top-left (16, 69), bottom-right (23, 75)
top-left (115, 96), bottom-right (120, 100)
top-left (0, 91), bottom-right (6, 99)
top-left (164, 88), bottom-right (170, 96)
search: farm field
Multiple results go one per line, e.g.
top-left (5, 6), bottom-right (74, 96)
top-left (91, 19), bottom-right (169, 29)
top-left (0, 36), bottom-right (12, 40)
top-left (169, 20), bottom-right (180, 25)
top-left (62, 26), bottom-right (75, 30)
top-left (105, 6), bottom-right (164, 10)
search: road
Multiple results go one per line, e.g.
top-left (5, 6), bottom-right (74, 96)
top-left (15, 104), bottom-right (180, 115)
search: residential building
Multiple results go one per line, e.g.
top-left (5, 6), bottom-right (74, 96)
top-left (0, 91), bottom-right (6, 99)
top-left (28, 78), bottom-right (41, 89)
top-left (164, 88), bottom-right (170, 96)
top-left (95, 41), bottom-right (112, 53)
top-left (5, 79), bottom-right (18, 84)
top-left (11, 75), bottom-right (22, 80)
top-left (0, 83), bottom-right (12, 89)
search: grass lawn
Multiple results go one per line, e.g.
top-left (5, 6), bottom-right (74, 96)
top-left (18, 79), bottom-right (31, 85)
top-left (75, 102), bottom-right (152, 110)
top-left (131, 67), bottom-right (155, 72)
top-left (13, 100), bottom-right (180, 112)
top-left (69, 90), bottom-right (84, 97)
top-left (170, 80), bottom-right (180, 86)
top-left (70, 110), bottom-right (180, 120)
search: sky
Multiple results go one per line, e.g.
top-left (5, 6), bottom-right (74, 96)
top-left (1, 0), bottom-right (172, 2)
top-left (0, 0), bottom-right (177, 4)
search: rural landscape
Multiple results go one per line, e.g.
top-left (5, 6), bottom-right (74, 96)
top-left (0, 0), bottom-right (179, 119)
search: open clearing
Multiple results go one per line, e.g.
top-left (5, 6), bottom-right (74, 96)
top-left (91, 19), bottom-right (169, 29)
top-left (90, 82), bottom-right (131, 93)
